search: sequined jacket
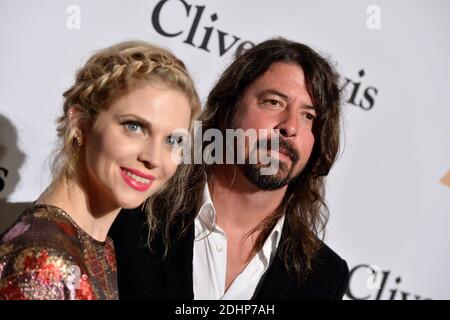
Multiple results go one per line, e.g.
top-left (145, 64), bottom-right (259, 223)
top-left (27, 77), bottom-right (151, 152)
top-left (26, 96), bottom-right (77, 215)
top-left (0, 204), bottom-right (118, 300)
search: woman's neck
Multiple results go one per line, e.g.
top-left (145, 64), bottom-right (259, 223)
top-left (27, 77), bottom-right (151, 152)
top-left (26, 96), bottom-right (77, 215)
top-left (36, 175), bottom-right (121, 242)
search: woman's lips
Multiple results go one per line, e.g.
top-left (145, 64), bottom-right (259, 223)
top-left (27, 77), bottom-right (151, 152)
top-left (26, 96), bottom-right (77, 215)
top-left (120, 167), bottom-right (155, 192)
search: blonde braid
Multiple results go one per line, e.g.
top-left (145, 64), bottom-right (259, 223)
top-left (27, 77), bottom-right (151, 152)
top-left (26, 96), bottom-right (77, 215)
top-left (65, 54), bottom-right (189, 110)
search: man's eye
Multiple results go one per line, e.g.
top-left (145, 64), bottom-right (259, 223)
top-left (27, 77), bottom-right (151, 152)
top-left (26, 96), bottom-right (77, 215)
top-left (263, 99), bottom-right (283, 108)
top-left (124, 121), bottom-right (143, 133)
top-left (305, 113), bottom-right (316, 121)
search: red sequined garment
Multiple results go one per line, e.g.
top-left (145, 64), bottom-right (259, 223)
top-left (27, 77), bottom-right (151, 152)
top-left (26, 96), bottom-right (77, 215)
top-left (0, 204), bottom-right (118, 300)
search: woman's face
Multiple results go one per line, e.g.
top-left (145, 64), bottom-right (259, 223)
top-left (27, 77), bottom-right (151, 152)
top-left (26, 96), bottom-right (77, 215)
top-left (81, 83), bottom-right (191, 209)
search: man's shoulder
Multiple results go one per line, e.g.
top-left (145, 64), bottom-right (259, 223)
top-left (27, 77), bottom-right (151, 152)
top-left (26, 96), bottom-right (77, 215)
top-left (256, 238), bottom-right (349, 300)
top-left (108, 208), bottom-right (167, 299)
top-left (109, 208), bottom-right (148, 241)
top-left (298, 240), bottom-right (349, 299)
top-left (315, 241), bottom-right (348, 274)
top-left (109, 208), bottom-right (165, 259)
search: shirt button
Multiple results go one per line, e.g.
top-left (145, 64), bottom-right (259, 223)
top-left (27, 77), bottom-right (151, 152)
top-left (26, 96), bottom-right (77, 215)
top-left (216, 245), bottom-right (223, 252)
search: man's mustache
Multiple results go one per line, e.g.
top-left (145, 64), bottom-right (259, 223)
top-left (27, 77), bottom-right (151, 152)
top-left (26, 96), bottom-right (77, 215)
top-left (254, 138), bottom-right (300, 164)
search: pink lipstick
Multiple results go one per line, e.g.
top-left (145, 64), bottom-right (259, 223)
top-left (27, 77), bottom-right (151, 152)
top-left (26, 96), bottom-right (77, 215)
top-left (120, 167), bottom-right (155, 192)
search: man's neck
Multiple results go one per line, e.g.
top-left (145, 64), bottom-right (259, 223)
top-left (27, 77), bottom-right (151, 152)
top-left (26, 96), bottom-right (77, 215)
top-left (209, 165), bottom-right (286, 234)
top-left (36, 175), bottom-right (120, 242)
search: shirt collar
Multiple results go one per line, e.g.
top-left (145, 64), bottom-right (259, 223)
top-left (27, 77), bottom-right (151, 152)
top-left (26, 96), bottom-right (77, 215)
top-left (197, 182), bottom-right (285, 264)
top-left (259, 214), bottom-right (285, 267)
top-left (197, 182), bottom-right (217, 231)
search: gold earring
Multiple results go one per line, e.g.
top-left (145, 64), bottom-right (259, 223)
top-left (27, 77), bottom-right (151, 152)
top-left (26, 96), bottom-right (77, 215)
top-left (72, 135), bottom-right (82, 167)
top-left (75, 135), bottom-right (82, 146)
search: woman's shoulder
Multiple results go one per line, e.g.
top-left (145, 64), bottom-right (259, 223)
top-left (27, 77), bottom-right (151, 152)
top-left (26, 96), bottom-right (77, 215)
top-left (0, 205), bottom-right (96, 299)
top-left (0, 204), bottom-right (80, 250)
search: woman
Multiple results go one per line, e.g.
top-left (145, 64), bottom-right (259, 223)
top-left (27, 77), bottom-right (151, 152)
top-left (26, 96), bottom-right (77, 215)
top-left (0, 40), bottom-right (200, 299)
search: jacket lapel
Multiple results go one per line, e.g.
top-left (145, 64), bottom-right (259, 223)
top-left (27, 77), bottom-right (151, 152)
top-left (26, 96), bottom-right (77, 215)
top-left (253, 253), bottom-right (294, 299)
top-left (253, 223), bottom-right (295, 300)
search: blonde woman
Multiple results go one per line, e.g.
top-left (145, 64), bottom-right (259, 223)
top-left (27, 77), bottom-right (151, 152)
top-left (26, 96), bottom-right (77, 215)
top-left (0, 41), bottom-right (200, 299)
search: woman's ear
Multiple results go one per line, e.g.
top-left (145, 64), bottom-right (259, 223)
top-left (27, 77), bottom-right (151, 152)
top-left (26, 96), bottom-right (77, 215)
top-left (68, 105), bottom-right (84, 144)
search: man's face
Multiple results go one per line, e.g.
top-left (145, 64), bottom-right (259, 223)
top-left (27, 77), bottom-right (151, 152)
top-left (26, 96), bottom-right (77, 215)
top-left (231, 62), bottom-right (316, 190)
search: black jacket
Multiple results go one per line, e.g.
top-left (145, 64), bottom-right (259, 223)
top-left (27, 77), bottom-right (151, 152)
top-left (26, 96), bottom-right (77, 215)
top-left (109, 208), bottom-right (349, 300)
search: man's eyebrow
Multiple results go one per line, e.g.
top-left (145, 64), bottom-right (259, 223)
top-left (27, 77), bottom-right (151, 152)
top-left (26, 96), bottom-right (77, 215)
top-left (257, 89), bottom-right (289, 101)
top-left (302, 104), bottom-right (316, 111)
top-left (258, 89), bottom-right (316, 111)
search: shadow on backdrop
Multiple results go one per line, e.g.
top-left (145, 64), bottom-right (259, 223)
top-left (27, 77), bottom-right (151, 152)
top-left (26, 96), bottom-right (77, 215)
top-left (0, 114), bottom-right (31, 233)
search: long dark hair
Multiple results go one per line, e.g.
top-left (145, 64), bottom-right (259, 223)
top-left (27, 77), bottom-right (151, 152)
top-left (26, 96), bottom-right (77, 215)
top-left (147, 38), bottom-right (342, 281)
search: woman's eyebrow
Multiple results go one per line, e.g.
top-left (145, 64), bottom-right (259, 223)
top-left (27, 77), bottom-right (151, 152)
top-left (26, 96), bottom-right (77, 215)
top-left (116, 114), bottom-right (152, 130)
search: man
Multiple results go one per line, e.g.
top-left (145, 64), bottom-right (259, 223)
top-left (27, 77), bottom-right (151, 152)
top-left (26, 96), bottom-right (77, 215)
top-left (109, 38), bottom-right (349, 300)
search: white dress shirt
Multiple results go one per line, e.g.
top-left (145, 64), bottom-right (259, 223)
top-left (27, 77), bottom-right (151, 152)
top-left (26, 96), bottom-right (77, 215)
top-left (193, 183), bottom-right (285, 300)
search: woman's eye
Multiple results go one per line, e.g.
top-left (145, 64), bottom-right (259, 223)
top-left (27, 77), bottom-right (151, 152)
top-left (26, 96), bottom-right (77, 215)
top-left (166, 135), bottom-right (184, 147)
top-left (305, 113), bottom-right (316, 121)
top-left (124, 121), bottom-right (143, 133)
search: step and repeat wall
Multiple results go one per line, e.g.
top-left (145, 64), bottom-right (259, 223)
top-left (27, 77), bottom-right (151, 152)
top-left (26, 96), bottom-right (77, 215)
top-left (1, 0), bottom-right (449, 299)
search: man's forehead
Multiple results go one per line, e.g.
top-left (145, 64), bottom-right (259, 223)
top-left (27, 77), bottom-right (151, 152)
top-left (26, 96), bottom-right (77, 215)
top-left (247, 63), bottom-right (314, 107)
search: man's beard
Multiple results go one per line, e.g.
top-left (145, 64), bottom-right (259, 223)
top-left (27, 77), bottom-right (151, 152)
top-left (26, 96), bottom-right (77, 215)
top-left (239, 138), bottom-right (301, 191)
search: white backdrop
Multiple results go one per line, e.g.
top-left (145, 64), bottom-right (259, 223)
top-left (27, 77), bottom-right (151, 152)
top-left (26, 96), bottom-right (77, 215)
top-left (1, 0), bottom-right (449, 300)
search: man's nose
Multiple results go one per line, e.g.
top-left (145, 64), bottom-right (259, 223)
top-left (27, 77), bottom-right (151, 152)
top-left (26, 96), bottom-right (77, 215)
top-left (275, 109), bottom-right (299, 138)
